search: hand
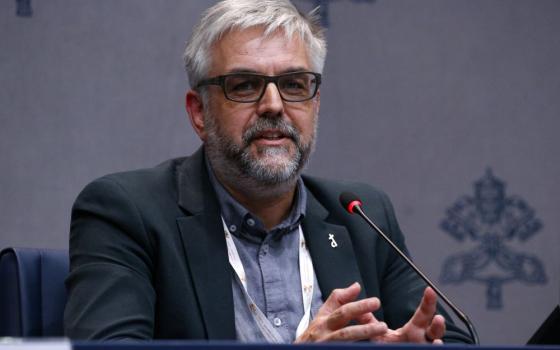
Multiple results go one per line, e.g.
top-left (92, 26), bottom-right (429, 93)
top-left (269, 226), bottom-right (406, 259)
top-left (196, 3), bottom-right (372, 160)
top-left (294, 282), bottom-right (388, 342)
top-left (379, 287), bottom-right (446, 344)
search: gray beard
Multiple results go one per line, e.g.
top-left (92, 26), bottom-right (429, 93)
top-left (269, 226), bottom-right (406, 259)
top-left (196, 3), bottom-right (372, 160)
top-left (204, 113), bottom-right (315, 192)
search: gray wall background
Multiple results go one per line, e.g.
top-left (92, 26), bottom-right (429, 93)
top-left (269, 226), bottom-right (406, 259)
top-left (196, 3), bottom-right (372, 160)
top-left (1, 0), bottom-right (558, 345)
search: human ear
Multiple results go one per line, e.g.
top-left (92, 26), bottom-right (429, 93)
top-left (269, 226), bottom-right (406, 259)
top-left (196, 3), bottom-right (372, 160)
top-left (186, 90), bottom-right (207, 141)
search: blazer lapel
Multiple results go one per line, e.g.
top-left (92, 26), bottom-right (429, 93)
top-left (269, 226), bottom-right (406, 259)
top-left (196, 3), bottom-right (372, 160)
top-left (175, 148), bottom-right (236, 340)
top-left (302, 190), bottom-right (366, 301)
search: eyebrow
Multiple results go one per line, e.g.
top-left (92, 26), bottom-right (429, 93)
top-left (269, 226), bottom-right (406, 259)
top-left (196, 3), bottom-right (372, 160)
top-left (225, 67), bottom-right (311, 75)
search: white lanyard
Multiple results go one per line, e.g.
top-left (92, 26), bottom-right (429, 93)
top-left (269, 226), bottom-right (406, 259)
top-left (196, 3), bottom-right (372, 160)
top-left (222, 217), bottom-right (314, 342)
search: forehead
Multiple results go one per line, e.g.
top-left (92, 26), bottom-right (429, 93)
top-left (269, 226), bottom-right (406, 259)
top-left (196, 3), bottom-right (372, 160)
top-left (208, 27), bottom-right (311, 75)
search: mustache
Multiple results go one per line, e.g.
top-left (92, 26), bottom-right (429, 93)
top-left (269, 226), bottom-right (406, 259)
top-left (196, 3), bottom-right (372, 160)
top-left (242, 118), bottom-right (300, 146)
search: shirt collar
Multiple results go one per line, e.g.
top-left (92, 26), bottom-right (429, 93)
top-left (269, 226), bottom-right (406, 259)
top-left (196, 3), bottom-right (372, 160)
top-left (205, 154), bottom-right (306, 242)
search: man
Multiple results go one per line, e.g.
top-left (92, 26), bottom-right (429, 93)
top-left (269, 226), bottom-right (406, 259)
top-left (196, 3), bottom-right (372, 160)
top-left (64, 0), bottom-right (473, 343)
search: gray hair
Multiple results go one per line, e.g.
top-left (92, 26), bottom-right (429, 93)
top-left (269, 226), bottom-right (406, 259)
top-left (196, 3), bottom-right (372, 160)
top-left (183, 0), bottom-right (327, 88)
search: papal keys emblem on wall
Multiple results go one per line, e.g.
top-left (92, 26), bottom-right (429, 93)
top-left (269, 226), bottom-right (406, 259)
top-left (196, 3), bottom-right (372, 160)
top-left (439, 169), bottom-right (547, 310)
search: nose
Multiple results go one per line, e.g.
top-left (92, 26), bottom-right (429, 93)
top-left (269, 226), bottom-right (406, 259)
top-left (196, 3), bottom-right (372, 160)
top-left (256, 82), bottom-right (284, 117)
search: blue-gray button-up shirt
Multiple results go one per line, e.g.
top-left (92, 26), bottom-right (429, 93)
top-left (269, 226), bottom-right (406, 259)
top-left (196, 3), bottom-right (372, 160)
top-left (206, 161), bottom-right (323, 342)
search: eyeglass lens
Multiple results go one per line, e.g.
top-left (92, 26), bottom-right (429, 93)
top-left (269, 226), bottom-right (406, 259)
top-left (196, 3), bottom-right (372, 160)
top-left (224, 73), bottom-right (318, 102)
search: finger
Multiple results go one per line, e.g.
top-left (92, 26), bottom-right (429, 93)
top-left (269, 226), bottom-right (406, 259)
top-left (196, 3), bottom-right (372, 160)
top-left (326, 297), bottom-right (381, 330)
top-left (357, 313), bottom-right (384, 342)
top-left (356, 311), bottom-right (377, 325)
top-left (317, 282), bottom-right (362, 317)
top-left (432, 339), bottom-right (444, 345)
top-left (409, 286), bottom-right (438, 329)
top-left (326, 322), bottom-right (388, 342)
top-left (356, 304), bottom-right (383, 324)
top-left (425, 314), bottom-right (446, 341)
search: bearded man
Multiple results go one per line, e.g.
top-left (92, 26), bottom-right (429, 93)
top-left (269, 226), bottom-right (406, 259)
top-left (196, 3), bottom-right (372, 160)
top-left (64, 0), bottom-right (473, 344)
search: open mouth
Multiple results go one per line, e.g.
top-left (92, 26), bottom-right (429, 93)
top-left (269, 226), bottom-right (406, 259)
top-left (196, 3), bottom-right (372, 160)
top-left (253, 129), bottom-right (292, 142)
top-left (258, 130), bottom-right (286, 140)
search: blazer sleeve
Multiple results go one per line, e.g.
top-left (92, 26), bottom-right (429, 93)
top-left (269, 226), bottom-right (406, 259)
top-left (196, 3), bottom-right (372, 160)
top-left (64, 176), bottom-right (156, 340)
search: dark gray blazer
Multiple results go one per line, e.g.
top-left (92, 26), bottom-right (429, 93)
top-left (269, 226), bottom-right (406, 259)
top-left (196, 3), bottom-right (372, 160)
top-left (64, 148), bottom-right (472, 343)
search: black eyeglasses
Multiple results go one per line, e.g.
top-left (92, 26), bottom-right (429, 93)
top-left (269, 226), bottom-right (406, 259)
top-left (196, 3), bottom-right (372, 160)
top-left (196, 71), bottom-right (321, 103)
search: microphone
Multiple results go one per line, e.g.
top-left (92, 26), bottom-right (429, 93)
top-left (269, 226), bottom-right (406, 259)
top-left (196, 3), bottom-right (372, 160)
top-left (339, 191), bottom-right (480, 344)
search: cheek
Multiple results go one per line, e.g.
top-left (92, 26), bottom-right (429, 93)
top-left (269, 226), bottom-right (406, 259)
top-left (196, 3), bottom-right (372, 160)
top-left (291, 108), bottom-right (318, 141)
top-left (210, 104), bottom-right (254, 141)
top-left (304, 116), bottom-right (318, 143)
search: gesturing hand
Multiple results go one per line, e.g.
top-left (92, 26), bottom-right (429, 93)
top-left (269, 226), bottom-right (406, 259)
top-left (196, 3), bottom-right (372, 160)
top-left (294, 282), bottom-right (388, 342)
top-left (378, 287), bottom-right (446, 344)
top-left (295, 284), bottom-right (446, 344)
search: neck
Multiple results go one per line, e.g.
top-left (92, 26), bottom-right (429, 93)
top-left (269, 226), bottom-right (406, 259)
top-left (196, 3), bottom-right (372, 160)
top-left (215, 172), bottom-right (298, 231)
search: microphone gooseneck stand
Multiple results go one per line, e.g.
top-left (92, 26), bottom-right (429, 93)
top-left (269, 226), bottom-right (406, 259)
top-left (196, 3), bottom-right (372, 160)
top-left (339, 192), bottom-right (480, 345)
